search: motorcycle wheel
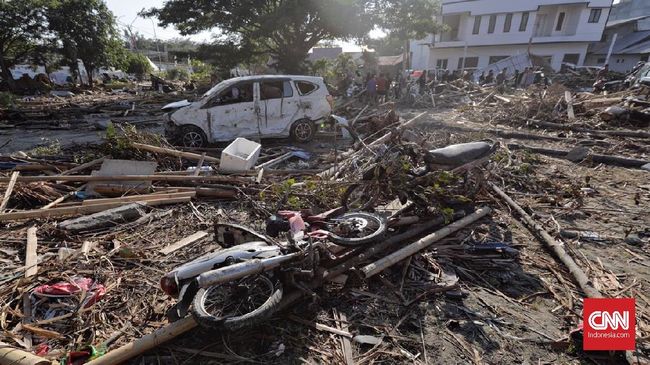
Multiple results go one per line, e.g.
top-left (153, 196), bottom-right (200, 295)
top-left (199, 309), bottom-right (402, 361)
top-left (191, 274), bottom-right (283, 330)
top-left (327, 212), bottom-right (387, 247)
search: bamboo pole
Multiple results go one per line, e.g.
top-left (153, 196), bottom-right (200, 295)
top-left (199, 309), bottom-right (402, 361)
top-left (60, 156), bottom-right (106, 175)
top-left (132, 143), bottom-right (219, 163)
top-left (84, 316), bottom-right (197, 365)
top-left (0, 342), bottom-right (52, 365)
top-left (0, 171), bottom-right (20, 212)
top-left (360, 207), bottom-right (492, 278)
top-left (489, 182), bottom-right (602, 298)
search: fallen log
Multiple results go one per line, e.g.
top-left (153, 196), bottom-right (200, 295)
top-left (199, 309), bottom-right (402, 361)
top-left (360, 207), bottom-right (492, 278)
top-left (132, 143), bottom-right (220, 163)
top-left (526, 119), bottom-right (650, 139)
top-left (507, 143), bottom-right (650, 169)
top-left (489, 182), bottom-right (602, 298)
top-left (58, 203), bottom-right (147, 231)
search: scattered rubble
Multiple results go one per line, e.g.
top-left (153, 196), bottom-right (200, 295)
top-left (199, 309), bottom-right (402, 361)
top-left (0, 72), bottom-right (648, 365)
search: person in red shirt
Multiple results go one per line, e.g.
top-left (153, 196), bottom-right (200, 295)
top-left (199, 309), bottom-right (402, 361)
top-left (376, 73), bottom-right (388, 103)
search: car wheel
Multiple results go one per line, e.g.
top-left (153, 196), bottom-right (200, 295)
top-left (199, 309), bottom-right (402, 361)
top-left (290, 119), bottom-right (316, 143)
top-left (180, 126), bottom-right (207, 148)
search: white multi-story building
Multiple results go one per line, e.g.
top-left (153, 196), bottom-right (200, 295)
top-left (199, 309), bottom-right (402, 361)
top-left (410, 0), bottom-right (613, 72)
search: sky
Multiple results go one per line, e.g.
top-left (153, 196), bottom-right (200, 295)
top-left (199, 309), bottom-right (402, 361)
top-left (104, 0), bottom-right (369, 51)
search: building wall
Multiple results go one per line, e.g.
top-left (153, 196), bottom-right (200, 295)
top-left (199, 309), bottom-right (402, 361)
top-left (584, 53), bottom-right (645, 72)
top-left (426, 43), bottom-right (590, 71)
top-left (411, 0), bottom-right (612, 71)
top-left (610, 0), bottom-right (650, 21)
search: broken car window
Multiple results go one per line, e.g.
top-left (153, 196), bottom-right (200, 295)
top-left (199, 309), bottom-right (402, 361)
top-left (205, 82), bottom-right (254, 107)
top-left (295, 81), bottom-right (318, 95)
top-left (261, 80), bottom-right (292, 100)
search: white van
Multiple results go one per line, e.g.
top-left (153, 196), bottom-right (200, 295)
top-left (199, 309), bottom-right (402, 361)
top-left (164, 75), bottom-right (333, 147)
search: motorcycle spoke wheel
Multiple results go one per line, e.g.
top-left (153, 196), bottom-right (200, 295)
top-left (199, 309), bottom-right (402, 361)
top-left (328, 212), bottom-right (387, 247)
top-left (198, 275), bottom-right (275, 320)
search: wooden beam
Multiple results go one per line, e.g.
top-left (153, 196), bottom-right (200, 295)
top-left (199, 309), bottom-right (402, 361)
top-left (40, 191), bottom-right (75, 210)
top-left (565, 91), bottom-right (575, 120)
top-left (60, 156), bottom-right (106, 175)
top-left (0, 197), bottom-right (192, 222)
top-left (81, 192), bottom-right (195, 206)
top-left (0, 171), bottom-right (20, 212)
top-left (160, 231), bottom-right (208, 255)
top-left (0, 175), bottom-right (250, 184)
top-left (25, 227), bottom-right (38, 278)
top-left (132, 143), bottom-right (219, 163)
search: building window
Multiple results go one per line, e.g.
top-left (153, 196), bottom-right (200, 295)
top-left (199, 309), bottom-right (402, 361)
top-left (436, 59), bottom-right (448, 69)
top-left (588, 9), bottom-right (602, 23)
top-left (556, 12), bottom-right (565, 31)
top-left (458, 57), bottom-right (479, 69)
top-left (504, 13), bottom-right (513, 33)
top-left (488, 15), bottom-right (497, 34)
top-left (597, 57), bottom-right (606, 63)
top-left (562, 54), bottom-right (580, 65)
top-left (519, 12), bottom-right (529, 32)
top-left (472, 16), bottom-right (482, 34)
top-left (488, 56), bottom-right (509, 64)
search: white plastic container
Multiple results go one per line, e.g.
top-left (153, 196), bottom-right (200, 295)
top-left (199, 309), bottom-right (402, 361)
top-left (220, 138), bottom-right (262, 172)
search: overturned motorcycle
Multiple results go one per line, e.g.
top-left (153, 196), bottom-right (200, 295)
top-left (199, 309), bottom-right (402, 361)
top-left (160, 209), bottom-right (386, 330)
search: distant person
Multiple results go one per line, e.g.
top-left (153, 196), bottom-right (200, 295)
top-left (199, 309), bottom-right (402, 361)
top-left (377, 73), bottom-right (388, 103)
top-left (485, 70), bottom-right (495, 84)
top-left (496, 68), bottom-right (507, 85)
top-left (512, 69), bottom-right (520, 88)
top-left (417, 72), bottom-right (426, 94)
top-left (462, 70), bottom-right (472, 82)
top-left (366, 74), bottom-right (377, 104)
top-left (478, 71), bottom-right (486, 84)
top-left (597, 64), bottom-right (609, 81)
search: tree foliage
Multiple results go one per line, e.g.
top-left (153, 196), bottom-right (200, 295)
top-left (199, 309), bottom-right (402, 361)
top-left (48, 0), bottom-right (123, 86)
top-left (125, 52), bottom-right (153, 80)
top-left (144, 0), bottom-right (372, 74)
top-left (144, 0), bottom-right (441, 73)
top-left (0, 0), bottom-right (51, 91)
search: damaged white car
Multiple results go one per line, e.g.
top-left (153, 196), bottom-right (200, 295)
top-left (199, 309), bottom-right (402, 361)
top-left (163, 75), bottom-right (334, 147)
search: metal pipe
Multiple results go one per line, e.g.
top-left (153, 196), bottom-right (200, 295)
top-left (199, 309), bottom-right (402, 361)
top-left (197, 253), bottom-right (299, 288)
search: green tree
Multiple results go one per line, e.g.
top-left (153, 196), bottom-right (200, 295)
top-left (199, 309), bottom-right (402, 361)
top-left (0, 0), bottom-right (51, 92)
top-left (48, 0), bottom-right (124, 86)
top-left (143, 0), bottom-right (372, 74)
top-left (126, 52), bottom-right (153, 80)
top-left (369, 0), bottom-right (445, 69)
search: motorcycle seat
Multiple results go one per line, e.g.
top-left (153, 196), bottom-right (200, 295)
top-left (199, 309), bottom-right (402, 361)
top-left (424, 141), bottom-right (493, 166)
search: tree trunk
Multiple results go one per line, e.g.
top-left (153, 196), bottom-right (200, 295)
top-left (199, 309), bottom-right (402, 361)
top-left (0, 51), bottom-right (17, 92)
top-left (87, 66), bottom-right (94, 87)
top-left (76, 62), bottom-right (84, 86)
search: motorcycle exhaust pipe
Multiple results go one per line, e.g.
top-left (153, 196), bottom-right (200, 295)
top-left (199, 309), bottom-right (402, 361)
top-left (197, 253), bottom-right (299, 288)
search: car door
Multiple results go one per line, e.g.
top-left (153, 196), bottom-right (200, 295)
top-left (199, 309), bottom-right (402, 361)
top-left (259, 79), bottom-right (298, 136)
top-left (202, 81), bottom-right (260, 141)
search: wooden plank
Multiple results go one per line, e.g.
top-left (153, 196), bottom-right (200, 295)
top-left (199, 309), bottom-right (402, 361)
top-left (565, 91), bottom-right (575, 120)
top-left (0, 196), bottom-right (192, 222)
top-left (255, 152), bottom-right (293, 170)
top-left (25, 226), bottom-right (38, 278)
top-left (81, 191), bottom-right (195, 206)
top-left (0, 175), bottom-right (250, 184)
top-left (133, 143), bottom-right (219, 163)
top-left (159, 231), bottom-right (208, 255)
top-left (287, 315), bottom-right (352, 338)
top-left (0, 171), bottom-right (20, 212)
top-left (40, 191), bottom-right (75, 210)
top-left (60, 156), bottom-right (106, 175)
top-left (333, 309), bottom-right (354, 365)
top-left (192, 153), bottom-right (206, 176)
